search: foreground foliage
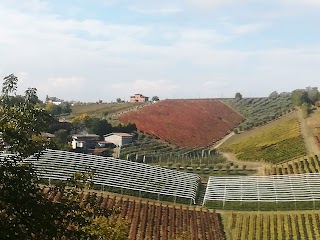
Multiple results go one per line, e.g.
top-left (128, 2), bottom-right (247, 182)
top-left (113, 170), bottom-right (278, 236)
top-left (0, 74), bottom-right (127, 239)
top-left (221, 118), bottom-right (307, 163)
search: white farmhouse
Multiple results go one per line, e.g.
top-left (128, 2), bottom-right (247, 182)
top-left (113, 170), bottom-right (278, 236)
top-left (104, 133), bottom-right (133, 146)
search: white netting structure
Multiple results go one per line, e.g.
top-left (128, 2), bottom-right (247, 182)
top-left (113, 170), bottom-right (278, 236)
top-left (203, 173), bottom-right (320, 205)
top-left (27, 149), bottom-right (200, 203)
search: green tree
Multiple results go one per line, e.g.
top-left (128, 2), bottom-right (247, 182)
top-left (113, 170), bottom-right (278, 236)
top-left (151, 96), bottom-right (160, 102)
top-left (291, 89), bottom-right (308, 106)
top-left (235, 92), bottom-right (242, 100)
top-left (60, 101), bottom-right (72, 114)
top-left (306, 86), bottom-right (320, 104)
top-left (269, 91), bottom-right (279, 98)
top-left (0, 74), bottom-right (125, 239)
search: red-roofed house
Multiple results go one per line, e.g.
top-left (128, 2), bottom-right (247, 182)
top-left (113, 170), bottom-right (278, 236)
top-left (104, 133), bottom-right (133, 146)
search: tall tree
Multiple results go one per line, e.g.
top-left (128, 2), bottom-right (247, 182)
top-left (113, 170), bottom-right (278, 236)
top-left (0, 74), bottom-right (124, 239)
top-left (235, 92), bottom-right (242, 100)
top-left (291, 89), bottom-right (308, 106)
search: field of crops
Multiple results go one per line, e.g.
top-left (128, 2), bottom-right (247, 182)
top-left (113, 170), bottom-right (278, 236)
top-left (222, 95), bottom-right (294, 132)
top-left (220, 118), bottom-right (307, 163)
top-left (222, 211), bottom-right (320, 240)
top-left (118, 99), bottom-right (244, 148)
top-left (267, 154), bottom-right (320, 175)
top-left (71, 102), bottom-right (145, 117)
top-left (120, 133), bottom-right (253, 177)
top-left (82, 193), bottom-right (225, 240)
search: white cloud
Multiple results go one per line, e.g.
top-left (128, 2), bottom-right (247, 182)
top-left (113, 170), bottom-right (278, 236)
top-left (232, 23), bottom-right (266, 35)
top-left (129, 6), bottom-right (182, 14)
top-left (0, 1), bottom-right (319, 102)
top-left (187, 0), bottom-right (244, 8)
top-left (282, 0), bottom-right (320, 7)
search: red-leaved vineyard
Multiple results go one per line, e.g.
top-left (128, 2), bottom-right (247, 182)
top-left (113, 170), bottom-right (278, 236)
top-left (118, 99), bottom-right (244, 148)
top-left (101, 195), bottom-right (224, 240)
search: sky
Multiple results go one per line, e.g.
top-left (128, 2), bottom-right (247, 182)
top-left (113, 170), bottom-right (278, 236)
top-left (0, 0), bottom-right (320, 102)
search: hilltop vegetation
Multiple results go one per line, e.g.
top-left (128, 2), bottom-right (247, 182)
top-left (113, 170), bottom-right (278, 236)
top-left (220, 117), bottom-right (307, 163)
top-left (222, 94), bottom-right (294, 132)
top-left (118, 99), bottom-right (244, 148)
top-left (71, 102), bottom-right (145, 117)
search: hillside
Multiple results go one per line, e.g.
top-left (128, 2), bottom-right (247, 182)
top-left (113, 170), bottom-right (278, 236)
top-left (222, 95), bottom-right (294, 132)
top-left (117, 99), bottom-right (245, 148)
top-left (220, 113), bottom-right (307, 163)
top-left (71, 102), bottom-right (145, 117)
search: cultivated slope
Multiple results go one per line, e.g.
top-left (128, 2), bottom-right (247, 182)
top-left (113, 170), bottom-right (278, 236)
top-left (220, 116), bottom-right (307, 163)
top-left (118, 99), bottom-right (244, 148)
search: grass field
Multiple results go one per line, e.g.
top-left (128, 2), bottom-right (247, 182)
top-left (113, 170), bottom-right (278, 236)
top-left (219, 113), bottom-right (307, 163)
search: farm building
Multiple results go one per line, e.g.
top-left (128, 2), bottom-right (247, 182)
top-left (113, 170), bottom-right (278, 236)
top-left (71, 134), bottom-right (100, 149)
top-left (46, 96), bottom-right (64, 105)
top-left (130, 93), bottom-right (149, 103)
top-left (104, 133), bottom-right (133, 146)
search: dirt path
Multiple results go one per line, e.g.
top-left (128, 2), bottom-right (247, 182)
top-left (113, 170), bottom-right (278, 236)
top-left (212, 132), bottom-right (235, 149)
top-left (297, 108), bottom-right (320, 155)
top-left (221, 152), bottom-right (271, 176)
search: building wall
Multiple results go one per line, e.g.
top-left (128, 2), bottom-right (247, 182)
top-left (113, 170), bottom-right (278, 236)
top-left (104, 135), bottom-right (122, 146)
top-left (130, 95), bottom-right (149, 102)
top-left (104, 135), bottom-right (133, 146)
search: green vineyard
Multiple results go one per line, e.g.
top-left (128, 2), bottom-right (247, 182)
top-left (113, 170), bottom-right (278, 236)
top-left (267, 154), bottom-right (320, 175)
top-left (222, 95), bottom-right (294, 132)
top-left (223, 211), bottom-right (320, 240)
top-left (220, 118), bottom-right (307, 163)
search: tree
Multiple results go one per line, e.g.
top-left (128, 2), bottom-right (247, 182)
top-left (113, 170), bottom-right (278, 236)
top-left (306, 86), bottom-right (320, 104)
top-left (0, 74), bottom-right (125, 239)
top-left (116, 98), bottom-right (122, 103)
top-left (151, 96), bottom-right (160, 102)
top-left (235, 92), bottom-right (242, 100)
top-left (54, 129), bottom-right (70, 146)
top-left (291, 89), bottom-right (308, 106)
top-left (269, 91), bottom-right (278, 98)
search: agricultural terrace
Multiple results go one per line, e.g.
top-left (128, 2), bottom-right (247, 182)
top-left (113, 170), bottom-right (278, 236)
top-left (222, 95), bottom-right (294, 132)
top-left (222, 210), bottom-right (320, 240)
top-left (120, 133), bottom-right (254, 177)
top-left (46, 191), bottom-right (225, 240)
top-left (118, 99), bottom-right (244, 148)
top-left (203, 173), bottom-right (320, 211)
top-left (71, 102), bottom-right (145, 117)
top-left (267, 154), bottom-right (320, 175)
top-left (220, 117), bottom-right (307, 163)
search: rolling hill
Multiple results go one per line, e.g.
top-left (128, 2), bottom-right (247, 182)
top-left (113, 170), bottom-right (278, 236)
top-left (117, 99), bottom-right (244, 148)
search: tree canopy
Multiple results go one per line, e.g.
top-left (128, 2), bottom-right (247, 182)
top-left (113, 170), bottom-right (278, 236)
top-left (0, 74), bottom-right (128, 239)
